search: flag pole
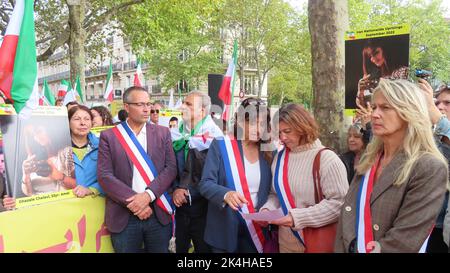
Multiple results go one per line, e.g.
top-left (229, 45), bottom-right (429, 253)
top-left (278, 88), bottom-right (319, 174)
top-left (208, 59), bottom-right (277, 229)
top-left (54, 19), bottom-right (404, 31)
top-left (227, 40), bottom-right (238, 131)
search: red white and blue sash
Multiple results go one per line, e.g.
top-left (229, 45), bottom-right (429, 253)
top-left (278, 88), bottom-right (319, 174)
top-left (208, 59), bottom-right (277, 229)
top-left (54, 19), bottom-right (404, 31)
top-left (112, 122), bottom-right (174, 215)
top-left (218, 136), bottom-right (265, 253)
top-left (356, 154), bottom-right (430, 253)
top-left (273, 148), bottom-right (305, 246)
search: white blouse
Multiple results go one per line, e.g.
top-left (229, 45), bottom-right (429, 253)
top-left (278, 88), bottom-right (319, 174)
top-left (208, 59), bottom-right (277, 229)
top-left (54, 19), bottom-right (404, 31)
top-left (244, 157), bottom-right (261, 207)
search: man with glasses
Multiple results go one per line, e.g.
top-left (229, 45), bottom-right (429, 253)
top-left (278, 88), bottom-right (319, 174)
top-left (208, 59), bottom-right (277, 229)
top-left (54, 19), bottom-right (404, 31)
top-left (97, 86), bottom-right (177, 253)
top-left (150, 102), bottom-right (163, 125)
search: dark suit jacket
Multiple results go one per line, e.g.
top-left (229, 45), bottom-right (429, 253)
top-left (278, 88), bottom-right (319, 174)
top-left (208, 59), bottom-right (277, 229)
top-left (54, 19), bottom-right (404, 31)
top-left (97, 123), bottom-right (177, 233)
top-left (335, 152), bottom-right (448, 253)
top-left (198, 138), bottom-right (272, 252)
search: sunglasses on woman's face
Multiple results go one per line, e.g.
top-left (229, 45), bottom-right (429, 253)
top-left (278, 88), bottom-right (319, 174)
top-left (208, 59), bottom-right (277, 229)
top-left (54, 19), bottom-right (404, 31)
top-left (242, 98), bottom-right (265, 107)
top-left (150, 109), bottom-right (160, 114)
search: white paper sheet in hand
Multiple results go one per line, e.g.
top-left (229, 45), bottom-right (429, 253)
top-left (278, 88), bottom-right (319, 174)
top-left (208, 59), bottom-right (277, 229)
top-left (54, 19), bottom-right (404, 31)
top-left (240, 208), bottom-right (284, 222)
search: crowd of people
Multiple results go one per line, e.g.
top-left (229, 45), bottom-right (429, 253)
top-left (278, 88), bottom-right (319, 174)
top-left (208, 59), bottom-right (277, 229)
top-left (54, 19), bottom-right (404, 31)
top-left (1, 78), bottom-right (450, 253)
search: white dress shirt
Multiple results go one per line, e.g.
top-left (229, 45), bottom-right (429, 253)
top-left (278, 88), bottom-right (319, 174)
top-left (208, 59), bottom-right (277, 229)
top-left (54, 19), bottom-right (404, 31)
top-left (127, 120), bottom-right (156, 202)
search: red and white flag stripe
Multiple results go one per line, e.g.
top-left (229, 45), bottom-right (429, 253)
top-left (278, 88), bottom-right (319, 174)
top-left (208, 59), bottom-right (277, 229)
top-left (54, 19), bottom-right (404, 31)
top-left (221, 136), bottom-right (265, 253)
top-left (356, 155), bottom-right (431, 253)
top-left (113, 123), bottom-right (173, 215)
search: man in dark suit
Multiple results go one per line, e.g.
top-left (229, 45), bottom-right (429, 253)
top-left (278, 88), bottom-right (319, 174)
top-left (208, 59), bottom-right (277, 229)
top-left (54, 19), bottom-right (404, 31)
top-left (97, 86), bottom-right (177, 253)
top-left (171, 91), bottom-right (223, 253)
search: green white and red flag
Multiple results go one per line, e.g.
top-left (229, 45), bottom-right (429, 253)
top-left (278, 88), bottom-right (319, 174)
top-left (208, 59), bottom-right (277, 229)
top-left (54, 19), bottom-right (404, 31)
top-left (39, 79), bottom-right (55, 106)
top-left (0, 0), bottom-right (40, 116)
top-left (133, 60), bottom-right (143, 87)
top-left (103, 61), bottom-right (114, 103)
top-left (57, 79), bottom-right (70, 98)
top-left (218, 40), bottom-right (238, 122)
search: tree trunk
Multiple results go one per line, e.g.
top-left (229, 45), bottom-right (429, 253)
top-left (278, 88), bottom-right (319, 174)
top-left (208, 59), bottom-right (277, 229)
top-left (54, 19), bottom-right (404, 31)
top-left (278, 90), bottom-right (284, 106)
top-left (308, 0), bottom-right (348, 153)
top-left (67, 0), bottom-right (86, 102)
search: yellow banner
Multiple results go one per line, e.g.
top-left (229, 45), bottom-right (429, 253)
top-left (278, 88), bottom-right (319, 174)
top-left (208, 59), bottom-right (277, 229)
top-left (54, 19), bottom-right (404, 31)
top-left (90, 125), bottom-right (114, 137)
top-left (110, 100), bottom-right (124, 118)
top-left (344, 109), bottom-right (356, 117)
top-left (0, 196), bottom-right (113, 253)
top-left (345, 24), bottom-right (410, 40)
top-left (160, 109), bottom-right (182, 117)
top-left (0, 104), bottom-right (16, 115)
top-left (15, 190), bottom-right (76, 209)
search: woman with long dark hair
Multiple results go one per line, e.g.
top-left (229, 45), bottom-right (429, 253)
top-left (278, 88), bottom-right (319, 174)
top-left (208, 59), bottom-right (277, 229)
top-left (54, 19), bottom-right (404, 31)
top-left (198, 98), bottom-right (273, 253)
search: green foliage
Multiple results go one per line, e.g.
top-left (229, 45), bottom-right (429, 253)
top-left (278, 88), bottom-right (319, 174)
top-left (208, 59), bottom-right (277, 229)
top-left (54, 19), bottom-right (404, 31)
top-left (118, 0), bottom-right (224, 91)
top-left (267, 9), bottom-right (312, 107)
top-left (33, 0), bottom-right (143, 69)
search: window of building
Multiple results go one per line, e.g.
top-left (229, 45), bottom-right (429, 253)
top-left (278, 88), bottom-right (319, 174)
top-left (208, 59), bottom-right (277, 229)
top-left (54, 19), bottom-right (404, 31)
top-left (244, 75), bottom-right (257, 95)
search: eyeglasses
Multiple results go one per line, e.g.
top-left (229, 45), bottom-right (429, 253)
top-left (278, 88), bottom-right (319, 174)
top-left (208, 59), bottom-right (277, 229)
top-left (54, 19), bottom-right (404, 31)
top-left (150, 109), bottom-right (160, 114)
top-left (126, 102), bottom-right (152, 108)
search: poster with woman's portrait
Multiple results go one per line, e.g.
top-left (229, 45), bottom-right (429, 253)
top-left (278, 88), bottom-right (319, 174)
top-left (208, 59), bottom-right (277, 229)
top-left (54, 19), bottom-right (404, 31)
top-left (345, 25), bottom-right (410, 109)
top-left (0, 106), bottom-right (75, 199)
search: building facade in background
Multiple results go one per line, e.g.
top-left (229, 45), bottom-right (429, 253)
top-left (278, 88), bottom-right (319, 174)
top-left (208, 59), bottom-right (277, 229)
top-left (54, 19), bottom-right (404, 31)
top-left (37, 31), bottom-right (268, 107)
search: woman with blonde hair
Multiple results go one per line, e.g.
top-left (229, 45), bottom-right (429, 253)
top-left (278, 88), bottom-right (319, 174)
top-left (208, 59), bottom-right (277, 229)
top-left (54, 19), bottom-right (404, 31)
top-left (259, 103), bottom-right (348, 253)
top-left (335, 78), bottom-right (448, 253)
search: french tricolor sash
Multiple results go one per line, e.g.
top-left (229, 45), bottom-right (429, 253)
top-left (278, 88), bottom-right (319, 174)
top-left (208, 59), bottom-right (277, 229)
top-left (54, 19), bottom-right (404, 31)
top-left (218, 136), bottom-right (265, 253)
top-left (112, 122), bottom-right (174, 215)
top-left (356, 154), bottom-right (430, 253)
top-left (273, 148), bottom-right (305, 246)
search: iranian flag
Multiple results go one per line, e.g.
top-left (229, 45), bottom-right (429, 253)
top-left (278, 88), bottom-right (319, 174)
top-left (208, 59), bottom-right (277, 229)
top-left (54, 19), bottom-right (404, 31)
top-left (168, 88), bottom-right (175, 109)
top-left (75, 75), bottom-right (84, 103)
top-left (43, 79), bottom-right (55, 105)
top-left (63, 79), bottom-right (77, 106)
top-left (218, 40), bottom-right (238, 121)
top-left (103, 61), bottom-right (114, 103)
top-left (0, 0), bottom-right (39, 116)
top-left (57, 79), bottom-right (70, 98)
top-left (133, 60), bottom-right (143, 87)
top-left (39, 79), bottom-right (55, 106)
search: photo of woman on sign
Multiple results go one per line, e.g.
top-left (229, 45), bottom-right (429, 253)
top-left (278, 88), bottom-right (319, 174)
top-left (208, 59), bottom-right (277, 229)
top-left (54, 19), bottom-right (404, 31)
top-left (357, 39), bottom-right (409, 106)
top-left (21, 124), bottom-right (76, 196)
top-left (345, 29), bottom-right (410, 110)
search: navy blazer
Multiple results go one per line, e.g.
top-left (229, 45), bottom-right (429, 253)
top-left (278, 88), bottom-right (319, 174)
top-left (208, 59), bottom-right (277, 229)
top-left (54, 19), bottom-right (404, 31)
top-left (198, 138), bottom-right (272, 252)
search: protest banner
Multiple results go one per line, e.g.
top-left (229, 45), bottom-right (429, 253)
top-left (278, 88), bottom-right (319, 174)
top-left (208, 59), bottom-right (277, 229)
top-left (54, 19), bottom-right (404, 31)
top-left (110, 100), bottom-right (124, 118)
top-left (0, 106), bottom-right (75, 204)
top-left (159, 109), bottom-right (182, 129)
top-left (0, 196), bottom-right (113, 253)
top-left (90, 125), bottom-right (114, 137)
top-left (345, 24), bottom-right (410, 111)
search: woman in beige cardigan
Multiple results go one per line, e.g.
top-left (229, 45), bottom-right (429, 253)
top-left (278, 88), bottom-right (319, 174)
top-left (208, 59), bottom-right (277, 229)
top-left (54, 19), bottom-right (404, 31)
top-left (260, 103), bottom-right (348, 253)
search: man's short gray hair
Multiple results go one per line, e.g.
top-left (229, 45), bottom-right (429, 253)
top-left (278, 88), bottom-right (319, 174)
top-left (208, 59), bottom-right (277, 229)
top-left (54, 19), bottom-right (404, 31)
top-left (187, 90), bottom-right (211, 114)
top-left (123, 86), bottom-right (148, 104)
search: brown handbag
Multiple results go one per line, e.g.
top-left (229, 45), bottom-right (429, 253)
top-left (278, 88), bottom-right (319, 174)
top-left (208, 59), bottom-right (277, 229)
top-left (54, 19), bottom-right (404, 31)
top-left (303, 148), bottom-right (338, 253)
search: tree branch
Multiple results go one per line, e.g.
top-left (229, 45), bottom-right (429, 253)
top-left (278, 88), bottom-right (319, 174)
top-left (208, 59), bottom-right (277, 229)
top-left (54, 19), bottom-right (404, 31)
top-left (84, 0), bottom-right (144, 37)
top-left (0, 9), bottom-right (11, 24)
top-left (37, 30), bottom-right (70, 62)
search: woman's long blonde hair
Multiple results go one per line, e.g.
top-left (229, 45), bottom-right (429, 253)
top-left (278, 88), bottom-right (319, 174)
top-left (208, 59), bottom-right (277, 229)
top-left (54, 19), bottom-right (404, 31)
top-left (356, 79), bottom-right (447, 186)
